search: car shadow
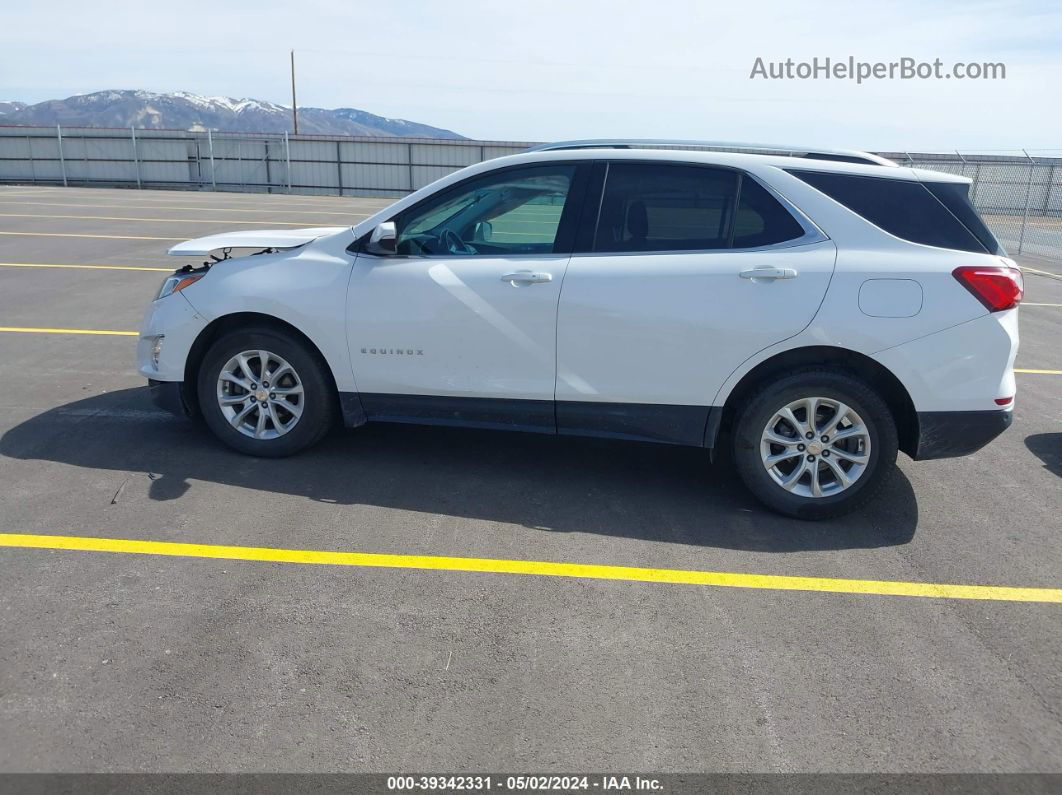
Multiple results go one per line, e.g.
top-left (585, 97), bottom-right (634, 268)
top-left (1025, 433), bottom-right (1062, 477)
top-left (0, 387), bottom-right (919, 552)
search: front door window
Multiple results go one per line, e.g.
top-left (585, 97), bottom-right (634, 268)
top-left (394, 165), bottom-right (576, 257)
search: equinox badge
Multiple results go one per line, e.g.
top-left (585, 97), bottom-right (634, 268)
top-left (361, 348), bottom-right (424, 356)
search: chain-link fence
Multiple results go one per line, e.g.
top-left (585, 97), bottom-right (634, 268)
top-left (878, 151), bottom-right (1062, 261)
top-left (0, 126), bottom-right (1059, 260)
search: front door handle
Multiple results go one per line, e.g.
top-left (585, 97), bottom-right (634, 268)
top-left (740, 266), bottom-right (798, 281)
top-left (502, 271), bottom-right (553, 286)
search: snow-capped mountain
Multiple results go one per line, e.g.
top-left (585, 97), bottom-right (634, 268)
top-left (0, 90), bottom-right (464, 139)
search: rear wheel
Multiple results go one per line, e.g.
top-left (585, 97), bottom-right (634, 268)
top-left (197, 327), bottom-right (336, 457)
top-left (731, 371), bottom-right (897, 519)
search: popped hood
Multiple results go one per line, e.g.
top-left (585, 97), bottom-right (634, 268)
top-left (168, 227), bottom-right (347, 258)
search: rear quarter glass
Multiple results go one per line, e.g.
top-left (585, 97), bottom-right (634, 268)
top-left (924, 181), bottom-right (1006, 255)
top-left (787, 170), bottom-right (1001, 255)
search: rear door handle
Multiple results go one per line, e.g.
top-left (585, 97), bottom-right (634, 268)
top-left (502, 271), bottom-right (553, 286)
top-left (740, 266), bottom-right (798, 280)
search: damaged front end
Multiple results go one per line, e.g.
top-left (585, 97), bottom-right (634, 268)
top-left (167, 227), bottom-right (346, 258)
top-left (158, 225), bottom-right (347, 298)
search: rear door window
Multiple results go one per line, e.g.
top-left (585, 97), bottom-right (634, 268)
top-left (593, 163), bottom-right (807, 253)
top-left (732, 178), bottom-right (807, 248)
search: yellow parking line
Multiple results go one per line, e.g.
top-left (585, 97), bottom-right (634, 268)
top-left (0, 200), bottom-right (370, 216)
top-left (3, 322), bottom-right (1059, 377)
top-left (3, 317), bottom-right (1057, 378)
top-left (0, 262), bottom-right (171, 272)
top-left (0, 231), bottom-right (183, 241)
top-left (1, 533), bottom-right (1059, 603)
top-left (0, 327), bottom-right (138, 336)
top-left (0, 212), bottom-right (339, 227)
top-left (3, 322), bottom-right (1060, 377)
top-left (18, 194), bottom-right (366, 209)
top-left (1022, 267), bottom-right (1062, 280)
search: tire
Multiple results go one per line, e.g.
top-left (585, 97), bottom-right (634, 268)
top-left (197, 326), bottom-right (337, 457)
top-left (731, 370), bottom-right (898, 520)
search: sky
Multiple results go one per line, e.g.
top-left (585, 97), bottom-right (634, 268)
top-left (1, 0), bottom-right (1060, 152)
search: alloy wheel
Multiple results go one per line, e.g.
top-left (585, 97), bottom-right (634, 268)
top-left (759, 396), bottom-right (871, 498)
top-left (216, 349), bottom-right (304, 439)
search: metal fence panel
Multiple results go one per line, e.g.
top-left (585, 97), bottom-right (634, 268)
top-left (290, 159), bottom-right (339, 190)
top-left (0, 137), bottom-right (33, 158)
top-left (1, 128), bottom-right (1060, 260)
top-left (409, 142), bottom-right (480, 167)
top-left (338, 141), bottom-right (405, 164)
top-left (0, 157), bottom-right (37, 180)
top-left (411, 164), bottom-right (463, 190)
top-left (135, 138), bottom-right (190, 161)
top-left (340, 163), bottom-right (410, 193)
top-left (138, 159), bottom-right (194, 184)
top-left (28, 136), bottom-right (61, 160)
top-left (289, 139), bottom-right (335, 161)
top-left (482, 145), bottom-right (527, 159)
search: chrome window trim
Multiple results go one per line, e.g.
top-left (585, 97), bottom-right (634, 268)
top-left (359, 157), bottom-right (830, 261)
top-left (569, 237), bottom-right (832, 259)
top-left (358, 252), bottom-right (574, 262)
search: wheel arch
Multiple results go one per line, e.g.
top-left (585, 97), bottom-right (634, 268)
top-left (182, 311), bottom-right (342, 420)
top-left (712, 345), bottom-right (919, 457)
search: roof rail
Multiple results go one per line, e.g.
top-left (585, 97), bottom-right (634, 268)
top-left (526, 139), bottom-right (897, 167)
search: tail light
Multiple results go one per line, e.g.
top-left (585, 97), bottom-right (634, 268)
top-left (952, 266), bottom-right (1023, 312)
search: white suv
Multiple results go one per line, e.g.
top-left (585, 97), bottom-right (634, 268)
top-left (138, 140), bottom-right (1021, 519)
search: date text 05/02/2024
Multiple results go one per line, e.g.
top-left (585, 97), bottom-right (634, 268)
top-left (386, 775), bottom-right (664, 791)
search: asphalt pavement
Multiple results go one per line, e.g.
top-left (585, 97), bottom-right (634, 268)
top-left (0, 185), bottom-right (1059, 774)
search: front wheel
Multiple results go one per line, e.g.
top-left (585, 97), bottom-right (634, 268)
top-left (197, 327), bottom-right (336, 457)
top-left (731, 371), bottom-right (898, 519)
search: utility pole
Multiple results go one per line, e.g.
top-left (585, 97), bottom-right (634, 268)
top-left (290, 49), bottom-right (299, 135)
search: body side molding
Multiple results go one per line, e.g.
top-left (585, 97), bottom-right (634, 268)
top-left (343, 392), bottom-right (720, 447)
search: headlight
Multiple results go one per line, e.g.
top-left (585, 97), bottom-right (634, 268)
top-left (156, 272), bottom-right (205, 300)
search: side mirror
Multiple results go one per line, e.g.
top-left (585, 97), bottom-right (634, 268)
top-left (366, 221), bottom-right (397, 256)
